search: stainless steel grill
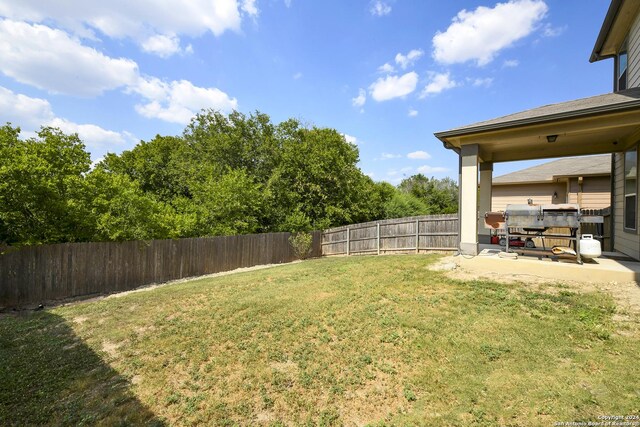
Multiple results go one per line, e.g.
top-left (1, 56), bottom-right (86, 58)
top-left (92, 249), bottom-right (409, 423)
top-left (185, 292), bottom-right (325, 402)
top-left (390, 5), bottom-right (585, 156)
top-left (505, 203), bottom-right (580, 229)
top-left (484, 203), bottom-right (604, 264)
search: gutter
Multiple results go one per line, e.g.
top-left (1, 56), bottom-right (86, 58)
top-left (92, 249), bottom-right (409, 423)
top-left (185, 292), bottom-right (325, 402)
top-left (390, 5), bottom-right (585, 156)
top-left (434, 96), bottom-right (640, 143)
top-left (442, 141), bottom-right (460, 154)
top-left (590, 0), bottom-right (623, 63)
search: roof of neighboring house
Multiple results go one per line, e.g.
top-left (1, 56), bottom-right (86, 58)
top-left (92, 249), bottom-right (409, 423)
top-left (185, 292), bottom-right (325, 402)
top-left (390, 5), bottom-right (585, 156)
top-left (493, 154), bottom-right (612, 185)
top-left (434, 87), bottom-right (640, 140)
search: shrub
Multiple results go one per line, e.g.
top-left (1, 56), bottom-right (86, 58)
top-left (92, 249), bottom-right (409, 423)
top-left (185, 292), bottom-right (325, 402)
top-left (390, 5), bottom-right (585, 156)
top-left (289, 232), bottom-right (314, 259)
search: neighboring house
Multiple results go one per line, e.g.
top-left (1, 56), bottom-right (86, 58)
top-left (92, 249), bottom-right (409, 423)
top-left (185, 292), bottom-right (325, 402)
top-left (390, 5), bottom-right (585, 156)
top-left (492, 155), bottom-right (612, 211)
top-left (434, 0), bottom-right (640, 259)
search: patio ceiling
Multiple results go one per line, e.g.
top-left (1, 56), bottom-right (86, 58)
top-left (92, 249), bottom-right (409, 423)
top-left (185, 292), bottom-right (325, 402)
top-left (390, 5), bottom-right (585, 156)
top-left (435, 89), bottom-right (640, 163)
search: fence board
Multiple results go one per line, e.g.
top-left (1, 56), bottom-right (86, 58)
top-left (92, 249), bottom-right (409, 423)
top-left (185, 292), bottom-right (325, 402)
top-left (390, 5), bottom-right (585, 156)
top-left (322, 214), bottom-right (459, 256)
top-left (0, 231), bottom-right (321, 310)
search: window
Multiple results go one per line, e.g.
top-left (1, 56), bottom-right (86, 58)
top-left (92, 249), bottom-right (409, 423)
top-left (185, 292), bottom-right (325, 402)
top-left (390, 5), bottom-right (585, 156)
top-left (624, 146), bottom-right (637, 231)
top-left (617, 45), bottom-right (628, 91)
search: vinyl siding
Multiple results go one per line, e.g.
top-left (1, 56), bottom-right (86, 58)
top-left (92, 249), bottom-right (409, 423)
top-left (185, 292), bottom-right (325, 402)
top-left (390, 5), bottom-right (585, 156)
top-left (491, 183), bottom-right (566, 211)
top-left (613, 152), bottom-right (639, 259)
top-left (628, 12), bottom-right (640, 89)
top-left (566, 176), bottom-right (611, 209)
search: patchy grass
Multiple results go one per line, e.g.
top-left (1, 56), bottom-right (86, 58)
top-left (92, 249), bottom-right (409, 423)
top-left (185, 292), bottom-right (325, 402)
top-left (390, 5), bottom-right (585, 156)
top-left (1, 255), bottom-right (639, 426)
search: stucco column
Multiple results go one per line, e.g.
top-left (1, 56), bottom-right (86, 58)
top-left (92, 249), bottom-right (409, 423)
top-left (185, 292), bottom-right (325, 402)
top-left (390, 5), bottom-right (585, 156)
top-left (478, 162), bottom-right (493, 244)
top-left (459, 144), bottom-right (479, 255)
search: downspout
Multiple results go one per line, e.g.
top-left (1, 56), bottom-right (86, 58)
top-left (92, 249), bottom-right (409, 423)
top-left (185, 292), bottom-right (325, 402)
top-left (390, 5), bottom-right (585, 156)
top-left (610, 153), bottom-right (615, 251)
top-left (457, 155), bottom-right (462, 253)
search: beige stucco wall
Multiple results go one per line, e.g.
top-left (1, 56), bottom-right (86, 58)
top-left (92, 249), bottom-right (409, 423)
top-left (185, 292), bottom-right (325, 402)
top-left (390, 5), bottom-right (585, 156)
top-left (613, 152), bottom-right (640, 259)
top-left (491, 182), bottom-right (567, 211)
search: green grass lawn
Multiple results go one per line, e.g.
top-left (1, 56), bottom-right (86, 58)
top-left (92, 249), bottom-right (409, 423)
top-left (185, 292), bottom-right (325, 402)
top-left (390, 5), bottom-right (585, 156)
top-left (1, 255), bottom-right (639, 426)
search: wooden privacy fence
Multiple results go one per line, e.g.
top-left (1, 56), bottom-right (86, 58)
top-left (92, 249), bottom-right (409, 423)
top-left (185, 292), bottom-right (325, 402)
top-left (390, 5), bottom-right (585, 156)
top-left (322, 214), bottom-right (459, 256)
top-left (0, 231), bottom-right (321, 310)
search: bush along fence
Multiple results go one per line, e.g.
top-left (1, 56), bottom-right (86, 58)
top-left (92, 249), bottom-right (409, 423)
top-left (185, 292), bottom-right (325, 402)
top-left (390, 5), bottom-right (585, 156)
top-left (0, 231), bottom-right (322, 310)
top-left (322, 214), bottom-right (459, 256)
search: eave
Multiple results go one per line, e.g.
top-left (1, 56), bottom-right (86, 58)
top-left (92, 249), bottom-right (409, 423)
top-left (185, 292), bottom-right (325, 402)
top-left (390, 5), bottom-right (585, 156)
top-left (590, 0), bottom-right (640, 62)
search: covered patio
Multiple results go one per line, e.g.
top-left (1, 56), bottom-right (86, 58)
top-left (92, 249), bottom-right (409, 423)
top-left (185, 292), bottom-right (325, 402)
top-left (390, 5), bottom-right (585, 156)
top-left (435, 88), bottom-right (640, 257)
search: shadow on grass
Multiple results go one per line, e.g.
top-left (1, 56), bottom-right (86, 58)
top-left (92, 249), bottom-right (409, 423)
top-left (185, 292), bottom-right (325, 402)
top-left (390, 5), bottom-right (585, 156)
top-left (0, 311), bottom-right (164, 426)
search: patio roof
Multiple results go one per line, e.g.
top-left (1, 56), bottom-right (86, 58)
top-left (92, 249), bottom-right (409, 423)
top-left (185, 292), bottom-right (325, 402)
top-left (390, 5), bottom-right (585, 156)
top-left (434, 88), bottom-right (640, 163)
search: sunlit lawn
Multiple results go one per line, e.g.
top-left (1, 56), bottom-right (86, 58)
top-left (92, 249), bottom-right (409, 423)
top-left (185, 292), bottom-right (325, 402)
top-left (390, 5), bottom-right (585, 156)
top-left (1, 255), bottom-right (639, 426)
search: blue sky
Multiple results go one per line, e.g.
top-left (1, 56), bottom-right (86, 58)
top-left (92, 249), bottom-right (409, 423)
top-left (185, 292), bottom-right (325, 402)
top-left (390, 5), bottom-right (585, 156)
top-left (0, 0), bottom-right (614, 183)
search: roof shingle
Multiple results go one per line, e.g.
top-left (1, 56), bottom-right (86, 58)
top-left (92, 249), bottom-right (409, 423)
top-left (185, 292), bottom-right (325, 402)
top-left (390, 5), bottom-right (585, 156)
top-left (493, 154), bottom-right (611, 184)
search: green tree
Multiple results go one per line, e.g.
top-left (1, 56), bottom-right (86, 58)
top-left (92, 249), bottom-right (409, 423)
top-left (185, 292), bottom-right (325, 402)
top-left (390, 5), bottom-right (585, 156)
top-left (184, 169), bottom-right (266, 236)
top-left (398, 174), bottom-right (458, 214)
top-left (100, 135), bottom-right (192, 203)
top-left (382, 191), bottom-right (430, 219)
top-left (79, 170), bottom-right (177, 242)
top-left (183, 110), bottom-right (279, 183)
top-left (0, 125), bottom-right (91, 244)
top-left (267, 124), bottom-right (371, 230)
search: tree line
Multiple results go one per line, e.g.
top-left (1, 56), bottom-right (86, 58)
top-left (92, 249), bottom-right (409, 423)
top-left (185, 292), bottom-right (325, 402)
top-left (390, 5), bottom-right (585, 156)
top-left (0, 110), bottom-right (458, 246)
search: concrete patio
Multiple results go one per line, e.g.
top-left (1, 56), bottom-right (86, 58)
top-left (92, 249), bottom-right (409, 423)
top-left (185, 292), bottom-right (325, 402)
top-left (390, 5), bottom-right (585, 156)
top-left (451, 245), bottom-right (640, 284)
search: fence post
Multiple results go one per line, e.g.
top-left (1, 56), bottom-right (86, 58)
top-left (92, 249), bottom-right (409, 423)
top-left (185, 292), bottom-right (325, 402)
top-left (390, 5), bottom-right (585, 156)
top-left (415, 219), bottom-right (419, 254)
top-left (377, 223), bottom-right (380, 255)
top-left (346, 227), bottom-right (350, 256)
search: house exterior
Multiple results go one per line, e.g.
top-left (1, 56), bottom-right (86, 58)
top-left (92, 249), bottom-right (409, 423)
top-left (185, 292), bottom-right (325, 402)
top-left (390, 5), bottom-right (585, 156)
top-left (434, 0), bottom-right (640, 260)
top-left (492, 155), bottom-right (611, 211)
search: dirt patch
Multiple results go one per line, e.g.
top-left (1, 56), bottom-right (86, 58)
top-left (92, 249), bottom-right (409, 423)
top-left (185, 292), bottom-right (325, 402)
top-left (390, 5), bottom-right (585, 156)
top-left (101, 340), bottom-right (121, 358)
top-left (73, 316), bottom-right (88, 324)
top-left (107, 262), bottom-right (300, 299)
top-left (430, 256), bottom-right (640, 314)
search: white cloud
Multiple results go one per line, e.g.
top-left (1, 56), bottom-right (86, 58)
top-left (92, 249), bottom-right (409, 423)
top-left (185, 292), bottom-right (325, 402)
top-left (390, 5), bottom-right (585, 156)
top-left (370, 1), bottom-right (391, 16)
top-left (432, 0), bottom-right (548, 66)
top-left (284, 0), bottom-right (293, 7)
top-left (503, 59), bottom-right (520, 68)
top-left (0, 86), bottom-right (131, 156)
top-left (542, 23), bottom-right (566, 38)
top-left (0, 0), bottom-right (255, 57)
top-left (408, 108), bottom-right (418, 117)
top-left (471, 77), bottom-right (493, 87)
top-left (293, 72), bottom-right (302, 80)
top-left (379, 153), bottom-right (402, 160)
top-left (141, 34), bottom-right (184, 58)
top-left (0, 86), bottom-right (54, 129)
top-left (241, 0), bottom-right (259, 17)
top-left (407, 150), bottom-right (431, 160)
top-left (400, 166), bottom-right (413, 173)
top-left (352, 88), bottom-right (366, 107)
top-left (420, 72), bottom-right (457, 97)
top-left (131, 77), bottom-right (238, 125)
top-left (417, 165), bottom-right (449, 174)
top-left (0, 19), bottom-right (138, 96)
top-left (378, 63), bottom-right (395, 74)
top-left (395, 49), bottom-right (423, 69)
top-left (0, 19), bottom-right (239, 123)
top-left (369, 72), bottom-right (418, 101)
top-left (342, 133), bottom-right (360, 145)
top-left (49, 117), bottom-right (134, 150)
